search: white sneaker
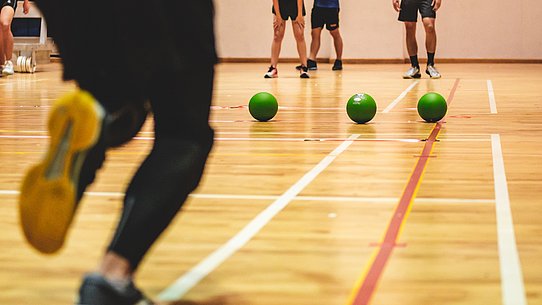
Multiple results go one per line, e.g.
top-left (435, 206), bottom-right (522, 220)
top-left (264, 66), bottom-right (278, 78)
top-left (2, 60), bottom-right (14, 75)
top-left (402, 66), bottom-right (421, 79)
top-left (425, 65), bottom-right (441, 79)
top-left (299, 65), bottom-right (310, 79)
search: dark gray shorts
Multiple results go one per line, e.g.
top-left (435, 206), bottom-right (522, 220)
top-left (272, 0), bottom-right (306, 20)
top-left (398, 0), bottom-right (436, 22)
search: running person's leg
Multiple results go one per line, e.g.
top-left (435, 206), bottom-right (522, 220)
top-left (20, 1), bottom-right (216, 303)
top-left (19, 0), bottom-right (153, 255)
top-left (80, 1), bottom-right (217, 303)
top-left (104, 63), bottom-right (215, 276)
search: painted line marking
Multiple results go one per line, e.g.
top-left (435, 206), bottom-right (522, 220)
top-left (210, 105), bottom-right (345, 111)
top-left (0, 135), bottom-right (49, 139)
top-left (491, 134), bottom-right (527, 305)
top-left (487, 80), bottom-right (498, 114)
top-left (0, 135), bottom-right (490, 143)
top-left (382, 80), bottom-right (420, 113)
top-left (347, 78), bottom-right (460, 305)
top-left (157, 134), bottom-right (360, 301)
top-left (0, 130), bottom-right (493, 137)
top-left (0, 190), bottom-right (495, 204)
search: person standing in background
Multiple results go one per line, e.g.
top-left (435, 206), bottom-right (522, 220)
top-left (265, 0), bottom-right (310, 78)
top-left (305, 0), bottom-right (343, 71)
top-left (0, 0), bottom-right (30, 75)
top-left (393, 0), bottom-right (442, 79)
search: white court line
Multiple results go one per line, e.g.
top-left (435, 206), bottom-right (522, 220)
top-left (0, 189), bottom-right (495, 204)
top-left (487, 80), bottom-right (498, 114)
top-left (157, 134), bottom-right (360, 301)
top-left (491, 134), bottom-right (527, 305)
top-left (382, 80), bottom-right (420, 113)
top-left (0, 135), bottom-right (488, 143)
top-left (0, 135), bottom-right (49, 139)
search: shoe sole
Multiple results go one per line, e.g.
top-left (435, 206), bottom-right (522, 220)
top-left (2, 70), bottom-right (13, 76)
top-left (403, 73), bottom-right (421, 79)
top-left (19, 90), bottom-right (104, 254)
top-left (297, 66), bottom-right (317, 71)
top-left (426, 72), bottom-right (441, 79)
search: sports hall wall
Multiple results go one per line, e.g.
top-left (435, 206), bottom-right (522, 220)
top-left (214, 0), bottom-right (542, 61)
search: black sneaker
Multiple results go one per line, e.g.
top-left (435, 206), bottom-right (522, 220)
top-left (299, 65), bottom-right (310, 78)
top-left (307, 59), bottom-right (317, 70)
top-left (19, 90), bottom-right (108, 254)
top-left (77, 273), bottom-right (154, 305)
top-left (332, 59), bottom-right (343, 71)
top-left (296, 59), bottom-right (317, 71)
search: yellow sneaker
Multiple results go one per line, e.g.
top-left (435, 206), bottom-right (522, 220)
top-left (19, 90), bottom-right (105, 254)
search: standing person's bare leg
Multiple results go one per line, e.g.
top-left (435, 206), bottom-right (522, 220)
top-left (307, 27), bottom-right (322, 69)
top-left (292, 20), bottom-right (310, 78)
top-left (403, 21), bottom-right (421, 78)
top-left (265, 15), bottom-right (285, 78)
top-left (330, 28), bottom-right (343, 70)
top-left (0, 5), bottom-right (15, 75)
top-left (422, 17), bottom-right (441, 78)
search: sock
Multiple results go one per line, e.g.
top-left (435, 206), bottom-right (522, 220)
top-left (427, 52), bottom-right (435, 66)
top-left (409, 55), bottom-right (419, 68)
top-left (104, 275), bottom-right (132, 293)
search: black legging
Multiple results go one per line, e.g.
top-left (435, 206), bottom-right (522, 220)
top-left (34, 0), bottom-right (216, 270)
top-left (107, 67), bottom-right (215, 269)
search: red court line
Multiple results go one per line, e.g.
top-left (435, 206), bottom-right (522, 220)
top-left (349, 79), bottom-right (461, 305)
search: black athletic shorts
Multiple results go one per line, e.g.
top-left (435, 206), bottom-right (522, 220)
top-left (311, 7), bottom-right (339, 30)
top-left (272, 0), bottom-right (306, 21)
top-left (398, 0), bottom-right (436, 22)
top-left (1, 0), bottom-right (17, 9)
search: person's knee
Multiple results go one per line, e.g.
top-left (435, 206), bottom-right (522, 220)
top-left (273, 30), bottom-right (285, 42)
top-left (330, 28), bottom-right (341, 38)
top-left (424, 22), bottom-right (435, 34)
top-left (293, 30), bottom-right (305, 42)
top-left (154, 134), bottom-right (214, 191)
top-left (0, 20), bottom-right (11, 33)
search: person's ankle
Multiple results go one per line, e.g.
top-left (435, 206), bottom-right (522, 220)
top-left (98, 252), bottom-right (133, 281)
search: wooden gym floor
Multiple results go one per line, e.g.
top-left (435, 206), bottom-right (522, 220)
top-left (0, 63), bottom-right (541, 305)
